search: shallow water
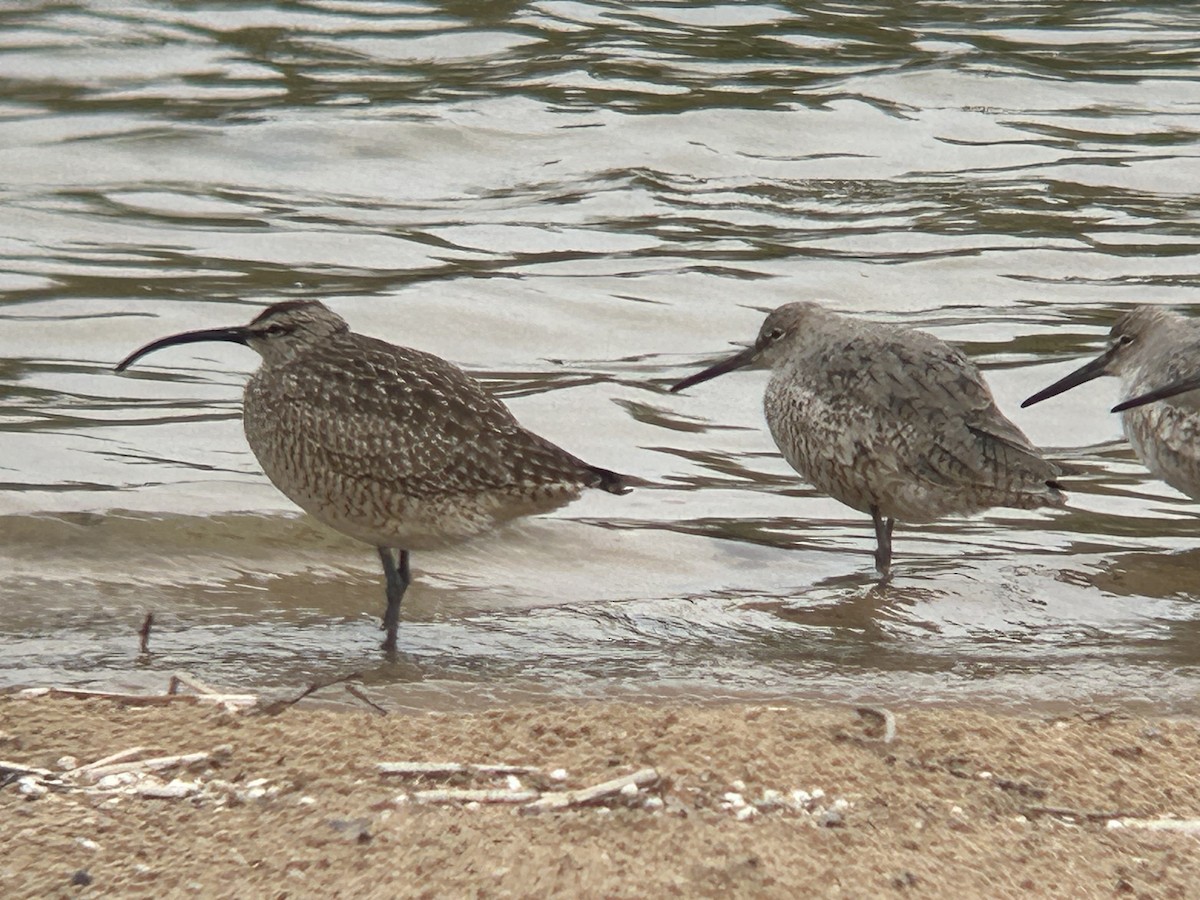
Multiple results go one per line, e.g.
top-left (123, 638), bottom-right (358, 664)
top-left (3, 1), bottom-right (1200, 711)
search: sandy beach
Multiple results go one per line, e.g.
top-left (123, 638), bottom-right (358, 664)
top-left (2, 688), bottom-right (1198, 898)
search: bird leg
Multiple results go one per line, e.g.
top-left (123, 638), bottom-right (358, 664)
top-left (870, 507), bottom-right (895, 577)
top-left (376, 547), bottom-right (411, 652)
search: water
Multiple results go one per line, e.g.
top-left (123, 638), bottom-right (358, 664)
top-left (3, 1), bottom-right (1200, 712)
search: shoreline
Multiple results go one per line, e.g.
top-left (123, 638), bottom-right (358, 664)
top-left (3, 690), bottom-right (1198, 897)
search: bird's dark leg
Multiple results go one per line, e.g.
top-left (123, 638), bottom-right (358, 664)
top-left (377, 547), bottom-right (411, 653)
top-left (870, 506), bottom-right (894, 577)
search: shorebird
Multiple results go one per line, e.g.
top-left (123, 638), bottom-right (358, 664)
top-left (116, 300), bottom-right (629, 651)
top-left (1022, 305), bottom-right (1200, 500)
top-left (669, 302), bottom-right (1065, 574)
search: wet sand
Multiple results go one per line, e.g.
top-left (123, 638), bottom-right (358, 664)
top-left (2, 691), bottom-right (1198, 898)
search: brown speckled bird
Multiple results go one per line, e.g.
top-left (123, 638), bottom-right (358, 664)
top-left (670, 302), bottom-right (1065, 575)
top-left (116, 300), bottom-right (629, 652)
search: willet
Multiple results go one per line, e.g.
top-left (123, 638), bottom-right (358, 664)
top-left (669, 302), bottom-right (1065, 574)
top-left (116, 300), bottom-right (630, 652)
top-left (1022, 305), bottom-right (1200, 499)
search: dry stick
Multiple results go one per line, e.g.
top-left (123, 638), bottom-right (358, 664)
top-left (136, 781), bottom-right (200, 799)
top-left (521, 767), bottom-right (660, 814)
top-left (29, 687), bottom-right (183, 707)
top-left (168, 672), bottom-right (223, 696)
top-left (412, 789), bottom-right (541, 804)
top-left (138, 613), bottom-right (153, 654)
top-left (379, 762), bottom-right (471, 777)
top-left (993, 777), bottom-right (1047, 800)
top-left (1023, 805), bottom-right (1143, 822)
top-left (15, 684), bottom-right (253, 710)
top-left (256, 671), bottom-right (364, 715)
top-left (165, 674), bottom-right (256, 709)
top-left (343, 684), bottom-right (388, 716)
top-left (72, 747), bottom-right (157, 775)
top-left (1116, 818), bottom-right (1200, 834)
top-left (378, 762), bottom-right (540, 778)
top-left (1, 760), bottom-right (55, 779)
top-left (82, 751), bottom-right (211, 782)
top-left (0, 761), bottom-right (66, 792)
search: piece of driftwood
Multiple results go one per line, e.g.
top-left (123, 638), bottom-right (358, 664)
top-left (1113, 818), bottom-right (1200, 834)
top-left (411, 788), bottom-right (540, 804)
top-left (13, 684), bottom-right (255, 710)
top-left (167, 673), bottom-right (258, 710)
top-left (168, 672), bottom-right (222, 696)
top-left (82, 751), bottom-right (212, 782)
top-left (136, 780), bottom-right (200, 799)
top-left (18, 687), bottom-right (182, 706)
top-left (1023, 805), bottom-right (1141, 822)
top-left (255, 671), bottom-right (364, 715)
top-left (520, 768), bottom-right (660, 814)
top-left (344, 684), bottom-right (388, 716)
top-left (71, 747), bottom-right (158, 775)
top-left (378, 762), bottom-right (540, 778)
top-left (1, 760), bottom-right (55, 783)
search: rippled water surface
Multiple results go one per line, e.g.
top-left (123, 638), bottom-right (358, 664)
top-left (4, 1), bottom-right (1200, 711)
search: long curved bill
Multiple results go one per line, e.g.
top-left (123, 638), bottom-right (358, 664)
top-left (1020, 348), bottom-right (1115, 408)
top-left (114, 327), bottom-right (250, 373)
top-left (669, 346), bottom-right (758, 393)
top-left (1112, 372), bottom-right (1200, 413)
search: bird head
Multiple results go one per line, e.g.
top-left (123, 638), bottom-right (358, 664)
top-left (115, 300), bottom-right (350, 372)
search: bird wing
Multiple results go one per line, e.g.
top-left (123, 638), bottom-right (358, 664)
top-left (815, 329), bottom-right (1059, 489)
top-left (266, 335), bottom-right (603, 496)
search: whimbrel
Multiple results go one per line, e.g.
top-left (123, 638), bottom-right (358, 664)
top-left (1022, 305), bottom-right (1200, 500)
top-left (669, 302), bottom-right (1065, 574)
top-left (116, 300), bottom-right (629, 651)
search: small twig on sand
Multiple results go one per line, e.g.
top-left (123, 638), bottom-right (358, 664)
top-left (166, 674), bottom-right (256, 710)
top-left (1113, 818), bottom-right (1200, 834)
top-left (412, 788), bottom-right (541, 804)
top-left (138, 613), bottom-right (153, 654)
top-left (12, 680), bottom-right (254, 711)
top-left (256, 671), bottom-right (364, 716)
top-left (378, 762), bottom-right (540, 778)
top-left (1023, 805), bottom-right (1141, 822)
top-left (71, 747), bottom-right (158, 775)
top-left (168, 673), bottom-right (220, 696)
top-left (855, 706), bottom-right (897, 743)
top-left (17, 687), bottom-right (180, 707)
top-left (1, 760), bottom-right (56, 784)
top-left (521, 768), bottom-right (660, 814)
top-left (993, 777), bottom-right (1047, 800)
top-left (344, 684), bottom-right (388, 716)
top-left (81, 751), bottom-right (212, 782)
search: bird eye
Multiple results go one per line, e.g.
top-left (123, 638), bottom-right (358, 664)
top-left (262, 323), bottom-right (289, 337)
top-left (766, 327), bottom-right (785, 342)
top-left (1116, 333), bottom-right (1134, 347)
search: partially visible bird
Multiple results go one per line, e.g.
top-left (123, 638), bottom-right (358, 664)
top-left (116, 300), bottom-right (630, 652)
top-left (669, 302), bottom-right (1065, 574)
top-left (1022, 305), bottom-right (1200, 500)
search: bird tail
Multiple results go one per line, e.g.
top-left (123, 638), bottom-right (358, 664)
top-left (586, 465), bottom-right (636, 495)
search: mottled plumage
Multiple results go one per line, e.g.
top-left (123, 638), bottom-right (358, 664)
top-left (671, 302), bottom-right (1064, 574)
top-left (116, 300), bottom-right (628, 651)
top-left (1023, 305), bottom-right (1200, 500)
